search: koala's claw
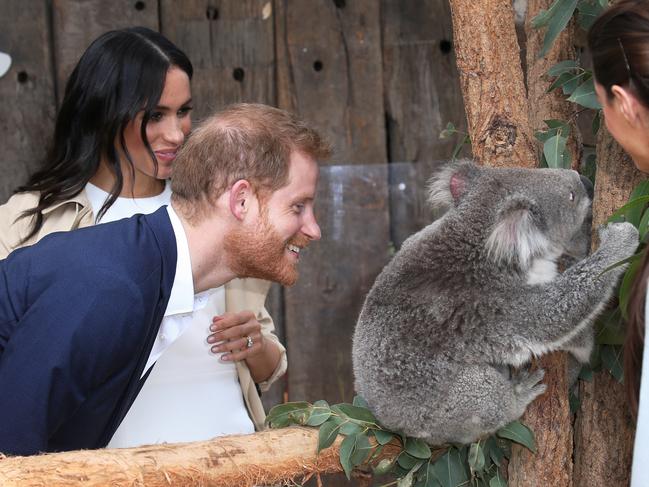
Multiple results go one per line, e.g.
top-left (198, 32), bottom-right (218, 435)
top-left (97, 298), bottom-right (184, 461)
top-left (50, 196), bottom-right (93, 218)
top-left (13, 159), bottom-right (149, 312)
top-left (512, 368), bottom-right (546, 405)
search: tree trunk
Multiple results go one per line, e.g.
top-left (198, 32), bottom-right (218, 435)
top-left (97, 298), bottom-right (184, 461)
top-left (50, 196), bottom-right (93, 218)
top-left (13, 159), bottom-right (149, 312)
top-left (572, 127), bottom-right (644, 487)
top-left (448, 0), bottom-right (536, 168)
top-left (507, 3), bottom-right (581, 486)
top-left (0, 427), bottom-right (402, 487)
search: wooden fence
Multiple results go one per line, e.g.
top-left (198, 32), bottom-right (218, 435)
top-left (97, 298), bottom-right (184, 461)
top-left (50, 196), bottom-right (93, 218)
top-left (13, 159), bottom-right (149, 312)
top-left (0, 1), bottom-right (466, 484)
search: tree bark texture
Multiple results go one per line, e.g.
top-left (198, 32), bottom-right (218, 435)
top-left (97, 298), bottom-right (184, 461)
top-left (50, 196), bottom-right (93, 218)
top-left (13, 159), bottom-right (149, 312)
top-left (507, 3), bottom-right (581, 486)
top-left (524, 0), bottom-right (581, 169)
top-left (448, 0), bottom-right (536, 168)
top-left (0, 427), bottom-right (401, 487)
top-left (572, 127), bottom-right (644, 487)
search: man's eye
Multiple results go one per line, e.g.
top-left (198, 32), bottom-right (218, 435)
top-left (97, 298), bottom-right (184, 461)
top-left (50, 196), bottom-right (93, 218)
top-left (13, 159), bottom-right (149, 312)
top-left (292, 204), bottom-right (305, 213)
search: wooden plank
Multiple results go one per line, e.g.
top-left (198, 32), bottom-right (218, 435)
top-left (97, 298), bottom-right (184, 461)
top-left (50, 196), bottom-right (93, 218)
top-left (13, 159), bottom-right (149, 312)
top-left (160, 0), bottom-right (276, 120)
top-left (275, 0), bottom-right (387, 165)
top-left (0, 0), bottom-right (56, 203)
top-left (52, 0), bottom-right (159, 103)
top-left (381, 0), bottom-right (467, 164)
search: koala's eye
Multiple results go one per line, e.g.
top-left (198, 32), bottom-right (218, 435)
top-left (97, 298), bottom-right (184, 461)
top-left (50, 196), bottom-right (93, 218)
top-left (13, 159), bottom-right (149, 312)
top-left (569, 191), bottom-right (575, 202)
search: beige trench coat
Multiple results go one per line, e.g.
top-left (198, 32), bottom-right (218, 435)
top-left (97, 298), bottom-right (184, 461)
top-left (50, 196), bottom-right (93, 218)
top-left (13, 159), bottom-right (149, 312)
top-left (0, 190), bottom-right (287, 430)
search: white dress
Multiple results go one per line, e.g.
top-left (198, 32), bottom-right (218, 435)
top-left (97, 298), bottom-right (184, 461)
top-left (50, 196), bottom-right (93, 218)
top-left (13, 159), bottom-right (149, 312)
top-left (631, 283), bottom-right (649, 485)
top-left (84, 182), bottom-right (254, 447)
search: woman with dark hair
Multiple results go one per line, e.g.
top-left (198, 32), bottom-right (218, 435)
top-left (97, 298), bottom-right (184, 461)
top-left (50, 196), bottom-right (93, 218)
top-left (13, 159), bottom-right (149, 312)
top-left (588, 0), bottom-right (649, 481)
top-left (0, 27), bottom-right (286, 448)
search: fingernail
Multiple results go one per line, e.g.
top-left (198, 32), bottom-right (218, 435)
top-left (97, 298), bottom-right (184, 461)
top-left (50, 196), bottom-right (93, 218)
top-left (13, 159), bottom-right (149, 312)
top-left (220, 353), bottom-right (231, 361)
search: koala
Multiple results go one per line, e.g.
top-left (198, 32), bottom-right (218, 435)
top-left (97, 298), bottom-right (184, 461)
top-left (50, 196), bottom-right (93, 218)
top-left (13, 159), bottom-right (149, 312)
top-left (352, 160), bottom-right (639, 446)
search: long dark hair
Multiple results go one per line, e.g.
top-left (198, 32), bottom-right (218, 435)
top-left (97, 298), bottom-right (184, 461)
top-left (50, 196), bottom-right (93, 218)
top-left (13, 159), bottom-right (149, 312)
top-left (17, 26), bottom-right (193, 238)
top-left (588, 0), bottom-right (649, 416)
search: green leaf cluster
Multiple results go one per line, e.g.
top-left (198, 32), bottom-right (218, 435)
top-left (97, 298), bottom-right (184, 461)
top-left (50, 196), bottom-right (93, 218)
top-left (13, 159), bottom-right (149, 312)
top-left (266, 397), bottom-right (537, 486)
top-left (532, 0), bottom-right (606, 58)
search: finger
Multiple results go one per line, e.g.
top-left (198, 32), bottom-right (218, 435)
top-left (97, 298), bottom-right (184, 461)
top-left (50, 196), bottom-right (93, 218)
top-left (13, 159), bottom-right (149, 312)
top-left (211, 332), bottom-right (262, 355)
top-left (211, 311), bottom-right (256, 330)
top-left (220, 342), bottom-right (262, 362)
top-left (209, 320), bottom-right (261, 339)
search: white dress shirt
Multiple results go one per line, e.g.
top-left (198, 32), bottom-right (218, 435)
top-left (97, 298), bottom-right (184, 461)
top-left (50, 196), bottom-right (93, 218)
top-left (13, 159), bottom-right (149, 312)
top-left (107, 205), bottom-right (254, 448)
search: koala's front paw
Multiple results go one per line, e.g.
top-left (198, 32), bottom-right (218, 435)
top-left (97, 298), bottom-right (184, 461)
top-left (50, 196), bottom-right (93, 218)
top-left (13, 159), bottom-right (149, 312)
top-left (598, 222), bottom-right (639, 264)
top-left (512, 368), bottom-right (546, 405)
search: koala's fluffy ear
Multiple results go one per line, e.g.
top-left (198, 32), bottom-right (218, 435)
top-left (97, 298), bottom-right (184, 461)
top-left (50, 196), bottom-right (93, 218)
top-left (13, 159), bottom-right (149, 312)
top-left (485, 194), bottom-right (551, 268)
top-left (427, 160), bottom-right (480, 214)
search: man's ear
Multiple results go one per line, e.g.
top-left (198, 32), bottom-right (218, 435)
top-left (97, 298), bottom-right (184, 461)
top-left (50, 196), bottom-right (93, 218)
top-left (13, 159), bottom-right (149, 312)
top-left (228, 179), bottom-right (254, 221)
top-left (611, 84), bottom-right (642, 124)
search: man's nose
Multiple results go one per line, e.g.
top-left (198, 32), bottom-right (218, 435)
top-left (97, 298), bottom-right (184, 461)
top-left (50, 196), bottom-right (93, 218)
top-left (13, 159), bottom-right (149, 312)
top-left (303, 214), bottom-right (321, 241)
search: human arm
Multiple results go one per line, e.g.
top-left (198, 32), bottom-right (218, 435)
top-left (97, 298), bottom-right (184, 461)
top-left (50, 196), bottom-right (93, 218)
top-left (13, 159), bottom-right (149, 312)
top-left (0, 270), bottom-right (146, 455)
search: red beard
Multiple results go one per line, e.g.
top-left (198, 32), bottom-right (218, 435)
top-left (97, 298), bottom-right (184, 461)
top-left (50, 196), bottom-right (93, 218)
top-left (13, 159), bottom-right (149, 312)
top-left (224, 211), bottom-right (310, 286)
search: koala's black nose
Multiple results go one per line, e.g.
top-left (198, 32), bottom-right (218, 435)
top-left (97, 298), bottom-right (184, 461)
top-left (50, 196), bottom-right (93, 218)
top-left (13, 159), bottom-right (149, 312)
top-left (580, 175), bottom-right (594, 199)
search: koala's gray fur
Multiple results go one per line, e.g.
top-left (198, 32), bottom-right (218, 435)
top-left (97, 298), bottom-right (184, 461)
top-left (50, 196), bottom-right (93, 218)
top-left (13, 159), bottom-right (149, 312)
top-left (352, 161), bottom-right (638, 446)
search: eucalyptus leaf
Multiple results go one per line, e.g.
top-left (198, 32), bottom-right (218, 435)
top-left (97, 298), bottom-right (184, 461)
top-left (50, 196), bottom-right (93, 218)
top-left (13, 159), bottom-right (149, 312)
top-left (577, 0), bottom-right (606, 29)
top-left (265, 402), bottom-right (312, 428)
top-left (398, 452), bottom-right (422, 470)
top-left (485, 437), bottom-right (505, 467)
top-left (431, 447), bottom-right (469, 487)
top-left (496, 421), bottom-right (536, 453)
top-left (638, 209), bottom-right (649, 240)
top-left (546, 59), bottom-right (579, 76)
top-left (332, 403), bottom-right (378, 424)
top-left (350, 432), bottom-right (373, 465)
top-left (596, 307), bottom-right (625, 346)
top-left (398, 469), bottom-right (416, 487)
top-left (468, 443), bottom-right (486, 474)
top-left (415, 461), bottom-right (442, 487)
top-left (339, 433), bottom-right (357, 479)
top-left (405, 438), bottom-right (433, 459)
top-left (543, 134), bottom-right (569, 169)
top-left (340, 421), bottom-right (364, 436)
top-left (625, 180), bottom-right (649, 227)
top-left (567, 77), bottom-right (601, 109)
top-left (374, 429), bottom-right (396, 445)
top-left (601, 345), bottom-right (624, 383)
top-left (306, 403), bottom-right (332, 426)
top-left (317, 418), bottom-right (341, 452)
top-left (353, 395), bottom-right (370, 408)
top-left (537, 0), bottom-right (579, 58)
top-left (451, 135), bottom-right (470, 160)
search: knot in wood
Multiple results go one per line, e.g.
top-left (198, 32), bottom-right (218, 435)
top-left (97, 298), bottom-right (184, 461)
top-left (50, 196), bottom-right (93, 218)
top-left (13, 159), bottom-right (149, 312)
top-left (484, 116), bottom-right (517, 154)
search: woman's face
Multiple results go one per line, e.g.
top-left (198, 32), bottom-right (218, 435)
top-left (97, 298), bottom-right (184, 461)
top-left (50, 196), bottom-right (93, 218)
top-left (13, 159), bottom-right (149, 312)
top-left (122, 67), bottom-right (192, 181)
top-left (595, 81), bottom-right (649, 173)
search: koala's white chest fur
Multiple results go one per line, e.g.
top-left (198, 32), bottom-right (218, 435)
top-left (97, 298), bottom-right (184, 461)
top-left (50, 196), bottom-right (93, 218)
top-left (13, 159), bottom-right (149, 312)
top-left (525, 257), bottom-right (558, 285)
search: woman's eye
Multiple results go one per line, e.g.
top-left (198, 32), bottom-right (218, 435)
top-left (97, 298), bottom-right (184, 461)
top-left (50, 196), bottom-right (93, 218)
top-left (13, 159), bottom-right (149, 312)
top-left (569, 191), bottom-right (575, 202)
top-left (150, 112), bottom-right (163, 122)
top-left (178, 106), bottom-right (193, 117)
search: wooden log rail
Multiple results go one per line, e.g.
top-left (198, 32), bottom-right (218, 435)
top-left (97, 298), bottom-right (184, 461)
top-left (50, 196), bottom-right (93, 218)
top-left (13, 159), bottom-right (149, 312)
top-left (0, 427), bottom-right (401, 487)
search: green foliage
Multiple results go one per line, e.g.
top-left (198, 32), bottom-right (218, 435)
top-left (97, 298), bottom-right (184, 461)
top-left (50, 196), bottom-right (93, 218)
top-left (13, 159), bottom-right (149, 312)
top-left (266, 397), bottom-right (536, 486)
top-left (534, 120), bottom-right (571, 168)
top-left (532, 0), bottom-right (579, 58)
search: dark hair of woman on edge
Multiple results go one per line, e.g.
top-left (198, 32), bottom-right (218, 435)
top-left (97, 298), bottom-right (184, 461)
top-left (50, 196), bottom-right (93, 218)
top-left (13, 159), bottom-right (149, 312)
top-left (588, 0), bottom-right (649, 482)
top-left (0, 26), bottom-right (193, 250)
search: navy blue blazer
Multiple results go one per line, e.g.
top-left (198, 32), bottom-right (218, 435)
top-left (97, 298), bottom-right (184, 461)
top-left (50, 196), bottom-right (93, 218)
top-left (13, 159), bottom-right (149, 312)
top-left (0, 206), bottom-right (177, 456)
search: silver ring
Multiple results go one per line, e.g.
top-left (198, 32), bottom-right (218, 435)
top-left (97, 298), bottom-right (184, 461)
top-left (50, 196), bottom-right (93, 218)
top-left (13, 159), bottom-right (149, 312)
top-left (245, 336), bottom-right (254, 349)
